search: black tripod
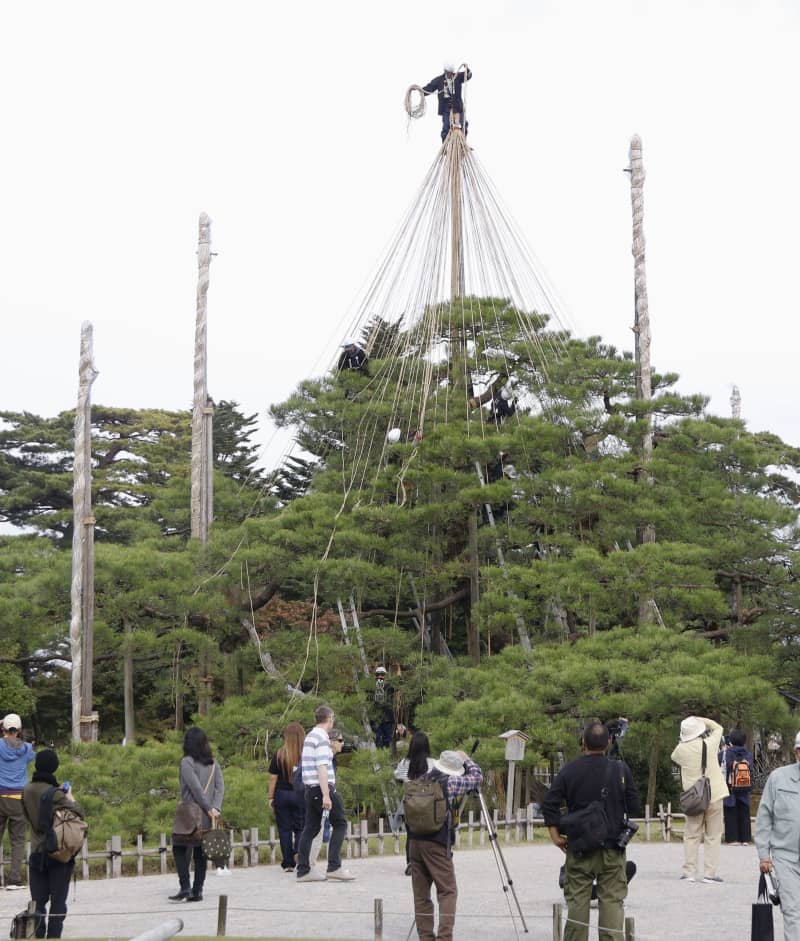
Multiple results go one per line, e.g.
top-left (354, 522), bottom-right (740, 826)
top-left (405, 788), bottom-right (528, 940)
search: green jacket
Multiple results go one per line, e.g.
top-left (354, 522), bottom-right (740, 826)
top-left (22, 780), bottom-right (85, 855)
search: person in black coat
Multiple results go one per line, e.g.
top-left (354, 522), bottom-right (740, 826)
top-left (422, 64), bottom-right (472, 141)
top-left (721, 728), bottom-right (754, 844)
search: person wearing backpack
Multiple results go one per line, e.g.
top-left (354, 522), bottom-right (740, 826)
top-left (21, 749), bottom-right (85, 939)
top-left (0, 713), bottom-right (35, 890)
top-left (268, 721), bottom-right (306, 872)
top-left (722, 728), bottom-right (753, 845)
top-left (542, 721), bottom-right (641, 941)
top-left (405, 746), bottom-right (483, 941)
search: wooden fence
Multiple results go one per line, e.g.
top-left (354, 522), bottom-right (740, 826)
top-left (1, 802), bottom-right (736, 882)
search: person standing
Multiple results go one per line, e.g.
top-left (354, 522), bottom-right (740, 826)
top-left (169, 727), bottom-right (224, 902)
top-left (756, 731), bottom-right (800, 941)
top-left (0, 713), bottom-right (35, 890)
top-left (542, 721), bottom-right (641, 941)
top-left (670, 715), bottom-right (728, 883)
top-left (268, 721), bottom-right (306, 872)
top-left (21, 749), bottom-right (85, 938)
top-left (722, 728), bottom-right (753, 845)
top-left (407, 747), bottom-right (483, 941)
top-left (422, 64), bottom-right (472, 142)
top-left (309, 729), bottom-right (345, 868)
top-left (295, 706), bottom-right (354, 882)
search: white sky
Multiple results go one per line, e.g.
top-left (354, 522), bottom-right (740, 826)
top-left (2, 0), bottom-right (798, 472)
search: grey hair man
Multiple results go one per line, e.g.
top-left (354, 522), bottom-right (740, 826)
top-left (756, 731), bottom-right (800, 940)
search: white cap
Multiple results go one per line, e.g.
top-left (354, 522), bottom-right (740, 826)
top-left (794, 731), bottom-right (800, 749)
top-left (386, 428), bottom-right (402, 444)
top-left (2, 714), bottom-right (22, 731)
top-left (500, 387), bottom-right (512, 401)
top-left (341, 337), bottom-right (357, 348)
top-left (443, 62), bottom-right (456, 73)
top-left (375, 666), bottom-right (387, 675)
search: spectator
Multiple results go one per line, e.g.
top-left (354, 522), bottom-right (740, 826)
top-left (722, 728), bottom-right (753, 845)
top-left (756, 730), bottom-right (800, 940)
top-left (407, 747), bottom-right (483, 941)
top-left (21, 749), bottom-right (84, 938)
top-left (670, 715), bottom-right (728, 883)
top-left (0, 713), bottom-right (35, 890)
top-left (169, 727), bottom-right (224, 902)
top-left (295, 705), bottom-right (355, 882)
top-left (269, 721), bottom-right (306, 872)
top-left (309, 729), bottom-right (345, 868)
top-left (542, 721), bottom-right (641, 941)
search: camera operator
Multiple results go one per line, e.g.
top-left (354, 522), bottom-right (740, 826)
top-left (542, 721), bottom-right (641, 941)
top-left (0, 713), bottom-right (35, 890)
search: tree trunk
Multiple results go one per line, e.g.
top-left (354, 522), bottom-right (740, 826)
top-left (646, 737), bottom-right (659, 811)
top-left (123, 620), bottom-right (135, 745)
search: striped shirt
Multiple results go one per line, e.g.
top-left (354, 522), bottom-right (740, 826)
top-left (301, 726), bottom-right (334, 787)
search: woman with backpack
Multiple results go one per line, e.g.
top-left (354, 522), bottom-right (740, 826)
top-left (169, 727), bottom-right (224, 902)
top-left (723, 728), bottom-right (754, 845)
top-left (21, 749), bottom-right (85, 939)
top-left (268, 721), bottom-right (306, 872)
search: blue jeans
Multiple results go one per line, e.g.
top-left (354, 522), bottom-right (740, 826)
top-left (296, 786), bottom-right (347, 875)
top-left (441, 111), bottom-right (468, 141)
top-left (274, 788), bottom-right (305, 869)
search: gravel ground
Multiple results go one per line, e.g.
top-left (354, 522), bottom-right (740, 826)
top-left (0, 841), bottom-right (774, 941)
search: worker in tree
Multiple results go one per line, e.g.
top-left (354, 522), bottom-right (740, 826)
top-left (338, 338), bottom-right (368, 373)
top-left (488, 386), bottom-right (516, 426)
top-left (422, 63), bottom-right (472, 142)
top-left (369, 666), bottom-right (396, 749)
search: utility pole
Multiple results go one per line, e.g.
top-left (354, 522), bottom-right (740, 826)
top-left (70, 321), bottom-right (99, 742)
top-left (628, 134), bottom-right (656, 626)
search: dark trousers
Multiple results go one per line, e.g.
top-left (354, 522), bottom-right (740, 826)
top-left (409, 839), bottom-right (458, 941)
top-left (274, 789), bottom-right (305, 869)
top-left (296, 786), bottom-right (346, 876)
top-left (0, 795), bottom-right (27, 884)
top-left (172, 843), bottom-right (207, 893)
top-left (724, 799), bottom-right (752, 843)
top-left (441, 111), bottom-right (468, 141)
top-left (28, 857), bottom-right (73, 939)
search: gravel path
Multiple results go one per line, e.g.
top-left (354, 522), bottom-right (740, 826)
top-left (0, 842), bottom-right (774, 940)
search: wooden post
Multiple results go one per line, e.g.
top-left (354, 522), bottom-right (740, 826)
top-left (191, 212), bottom-right (213, 544)
top-left (373, 898), bottom-right (383, 941)
top-left (624, 915), bottom-right (636, 941)
top-left (552, 902), bottom-right (563, 941)
top-left (505, 759), bottom-right (516, 821)
top-left (629, 135), bottom-right (656, 625)
top-left (216, 895), bottom-right (228, 937)
top-left (71, 321), bottom-right (99, 743)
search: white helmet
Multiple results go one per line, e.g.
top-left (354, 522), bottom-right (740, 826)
top-left (443, 62), bottom-right (456, 73)
top-left (500, 387), bottom-right (512, 401)
top-left (386, 428), bottom-right (402, 444)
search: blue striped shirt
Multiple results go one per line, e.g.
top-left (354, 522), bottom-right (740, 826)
top-left (301, 727), bottom-right (334, 787)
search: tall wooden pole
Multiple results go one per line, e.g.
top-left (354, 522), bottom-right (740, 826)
top-left (191, 212), bottom-right (213, 544)
top-left (629, 135), bottom-right (656, 626)
top-left (70, 321), bottom-right (99, 742)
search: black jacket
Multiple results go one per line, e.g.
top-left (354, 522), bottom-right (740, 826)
top-left (422, 69), bottom-right (472, 115)
top-left (541, 754), bottom-right (641, 848)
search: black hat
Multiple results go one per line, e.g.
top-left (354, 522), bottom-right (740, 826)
top-left (35, 749), bottom-right (59, 774)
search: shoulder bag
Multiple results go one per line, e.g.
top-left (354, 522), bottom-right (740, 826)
top-left (679, 740), bottom-right (711, 816)
top-left (172, 764), bottom-right (215, 835)
top-left (201, 816), bottom-right (231, 865)
top-left (558, 760), bottom-right (615, 856)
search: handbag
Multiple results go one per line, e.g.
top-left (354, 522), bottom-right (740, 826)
top-left (751, 873), bottom-right (775, 941)
top-left (201, 817), bottom-right (231, 865)
top-left (172, 765), bottom-right (215, 835)
top-left (680, 740), bottom-right (711, 816)
top-left (559, 761), bottom-right (616, 856)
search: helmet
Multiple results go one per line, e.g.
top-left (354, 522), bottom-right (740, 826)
top-left (500, 387), bottom-right (512, 401)
top-left (443, 62), bottom-right (456, 73)
top-left (386, 428), bottom-right (402, 444)
top-left (341, 337), bottom-right (357, 348)
top-left (375, 666), bottom-right (387, 675)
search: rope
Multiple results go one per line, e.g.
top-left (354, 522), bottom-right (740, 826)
top-left (405, 85), bottom-right (426, 119)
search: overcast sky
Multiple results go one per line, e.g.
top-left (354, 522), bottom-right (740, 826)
top-left (2, 1), bottom-right (798, 471)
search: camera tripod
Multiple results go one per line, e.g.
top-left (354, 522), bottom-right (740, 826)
top-left (404, 787), bottom-right (528, 940)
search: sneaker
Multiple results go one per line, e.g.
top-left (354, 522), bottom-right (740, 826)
top-left (703, 876), bottom-right (724, 884)
top-left (296, 869), bottom-right (326, 882)
top-left (5, 883), bottom-right (24, 891)
top-left (215, 867), bottom-right (231, 876)
top-left (326, 868), bottom-right (356, 881)
top-left (680, 875), bottom-right (696, 882)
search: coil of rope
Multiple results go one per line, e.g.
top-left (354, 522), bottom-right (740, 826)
top-left (404, 84), bottom-right (426, 119)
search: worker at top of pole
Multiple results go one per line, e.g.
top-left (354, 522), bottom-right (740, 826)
top-left (421, 62), bottom-right (472, 142)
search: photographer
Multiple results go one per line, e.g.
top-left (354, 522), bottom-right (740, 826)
top-left (0, 713), bottom-right (35, 890)
top-left (542, 721), bottom-right (641, 941)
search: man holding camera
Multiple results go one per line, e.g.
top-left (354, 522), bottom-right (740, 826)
top-left (0, 713), bottom-right (35, 890)
top-left (542, 721), bottom-right (641, 941)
